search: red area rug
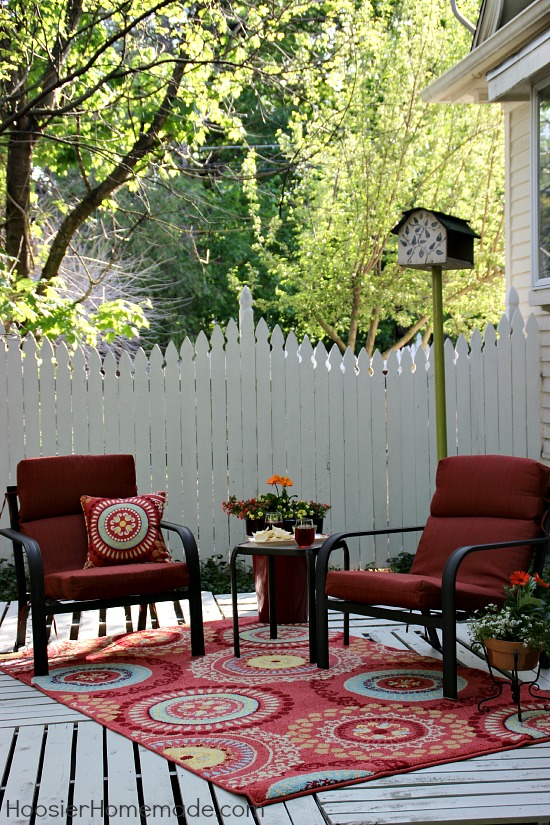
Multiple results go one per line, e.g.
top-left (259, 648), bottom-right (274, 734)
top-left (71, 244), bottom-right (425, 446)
top-left (2, 619), bottom-right (550, 807)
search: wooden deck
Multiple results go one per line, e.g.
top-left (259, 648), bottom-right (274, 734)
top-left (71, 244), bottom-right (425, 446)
top-left (0, 594), bottom-right (549, 825)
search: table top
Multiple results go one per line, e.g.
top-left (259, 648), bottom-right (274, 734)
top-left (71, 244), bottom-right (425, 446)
top-left (236, 535), bottom-right (328, 556)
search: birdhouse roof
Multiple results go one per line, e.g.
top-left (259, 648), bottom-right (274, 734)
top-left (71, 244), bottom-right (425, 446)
top-left (390, 209), bottom-right (480, 238)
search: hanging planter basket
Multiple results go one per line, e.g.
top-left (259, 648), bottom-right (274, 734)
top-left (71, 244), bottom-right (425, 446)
top-left (483, 638), bottom-right (541, 671)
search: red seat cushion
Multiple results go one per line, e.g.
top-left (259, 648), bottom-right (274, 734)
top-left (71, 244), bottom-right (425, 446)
top-left (325, 456), bottom-right (550, 614)
top-left (325, 570), bottom-right (506, 611)
top-left (44, 561), bottom-right (190, 600)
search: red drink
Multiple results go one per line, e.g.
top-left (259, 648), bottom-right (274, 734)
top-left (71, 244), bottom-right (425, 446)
top-left (294, 526), bottom-right (315, 548)
top-left (266, 512), bottom-right (283, 529)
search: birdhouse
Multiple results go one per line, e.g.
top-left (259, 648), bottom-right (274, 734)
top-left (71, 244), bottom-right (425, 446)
top-left (391, 208), bottom-right (480, 270)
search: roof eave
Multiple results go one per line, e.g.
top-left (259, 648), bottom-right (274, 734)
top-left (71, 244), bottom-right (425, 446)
top-left (422, 0), bottom-right (550, 103)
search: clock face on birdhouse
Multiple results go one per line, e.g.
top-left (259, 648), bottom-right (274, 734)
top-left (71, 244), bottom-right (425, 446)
top-left (397, 210), bottom-right (446, 267)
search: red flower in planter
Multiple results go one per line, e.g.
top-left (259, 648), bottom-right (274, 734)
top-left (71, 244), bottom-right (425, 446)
top-left (510, 571), bottom-right (530, 587)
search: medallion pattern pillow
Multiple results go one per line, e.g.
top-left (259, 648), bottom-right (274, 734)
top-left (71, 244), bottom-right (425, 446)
top-left (81, 492), bottom-right (172, 568)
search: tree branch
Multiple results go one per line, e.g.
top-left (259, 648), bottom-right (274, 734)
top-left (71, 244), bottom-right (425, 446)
top-left (0, 0), bottom-right (175, 135)
top-left (382, 315), bottom-right (428, 360)
top-left (315, 316), bottom-right (347, 354)
top-left (40, 50), bottom-right (187, 281)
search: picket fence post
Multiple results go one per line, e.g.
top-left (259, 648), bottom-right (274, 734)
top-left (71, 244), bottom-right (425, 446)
top-left (0, 295), bottom-right (543, 569)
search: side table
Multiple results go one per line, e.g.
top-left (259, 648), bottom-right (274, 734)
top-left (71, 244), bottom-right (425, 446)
top-left (230, 539), bottom-right (349, 663)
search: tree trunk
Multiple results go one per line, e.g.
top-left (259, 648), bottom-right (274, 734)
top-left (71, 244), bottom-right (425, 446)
top-left (365, 307), bottom-right (381, 357)
top-left (40, 54), bottom-right (187, 282)
top-left (382, 315), bottom-right (428, 360)
top-left (5, 119), bottom-right (37, 278)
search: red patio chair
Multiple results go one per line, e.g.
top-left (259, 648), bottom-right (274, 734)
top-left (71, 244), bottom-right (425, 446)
top-left (315, 454), bottom-right (550, 699)
top-left (0, 454), bottom-right (205, 675)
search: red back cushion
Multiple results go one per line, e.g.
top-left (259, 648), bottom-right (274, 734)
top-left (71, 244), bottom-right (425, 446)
top-left (430, 454), bottom-right (549, 520)
top-left (17, 454), bottom-right (137, 522)
top-left (16, 455), bottom-right (138, 575)
top-left (20, 515), bottom-right (89, 576)
top-left (411, 454), bottom-right (550, 592)
top-left (411, 516), bottom-right (540, 591)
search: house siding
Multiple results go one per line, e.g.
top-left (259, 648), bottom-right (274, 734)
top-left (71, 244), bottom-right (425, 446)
top-left (507, 102), bottom-right (550, 460)
top-left (508, 102), bottom-right (531, 308)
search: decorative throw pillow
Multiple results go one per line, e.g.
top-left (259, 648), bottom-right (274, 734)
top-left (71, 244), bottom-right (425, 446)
top-left (81, 492), bottom-right (172, 568)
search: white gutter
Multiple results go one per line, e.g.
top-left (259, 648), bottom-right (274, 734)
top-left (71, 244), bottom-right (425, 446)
top-left (422, 0), bottom-right (550, 103)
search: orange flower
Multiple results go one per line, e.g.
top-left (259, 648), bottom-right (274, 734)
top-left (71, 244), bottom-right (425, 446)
top-left (266, 475), bottom-right (293, 488)
top-left (534, 572), bottom-right (549, 588)
top-left (510, 571), bottom-right (530, 587)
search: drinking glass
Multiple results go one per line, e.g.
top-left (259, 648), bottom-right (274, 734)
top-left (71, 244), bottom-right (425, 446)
top-left (294, 518), bottom-right (315, 548)
top-left (265, 511), bottom-right (283, 529)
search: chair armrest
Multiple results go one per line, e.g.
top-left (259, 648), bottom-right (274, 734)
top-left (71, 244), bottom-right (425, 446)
top-left (0, 526), bottom-right (45, 601)
top-left (160, 521), bottom-right (201, 585)
top-left (442, 533), bottom-right (550, 599)
top-left (440, 532), bottom-right (550, 651)
top-left (316, 525), bottom-right (425, 582)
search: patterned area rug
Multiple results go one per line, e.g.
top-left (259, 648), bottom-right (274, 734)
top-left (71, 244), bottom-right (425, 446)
top-left (2, 619), bottom-right (550, 807)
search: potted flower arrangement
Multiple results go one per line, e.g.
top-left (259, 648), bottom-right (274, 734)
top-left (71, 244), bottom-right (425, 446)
top-left (222, 475), bottom-right (331, 533)
top-left (468, 570), bottom-right (550, 671)
top-left (222, 475), bottom-right (331, 624)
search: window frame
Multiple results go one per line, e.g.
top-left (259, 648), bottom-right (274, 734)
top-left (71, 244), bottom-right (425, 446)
top-left (532, 75), bottom-right (550, 287)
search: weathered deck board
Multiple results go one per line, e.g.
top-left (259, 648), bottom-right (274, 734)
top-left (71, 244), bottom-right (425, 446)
top-left (0, 597), bottom-right (548, 825)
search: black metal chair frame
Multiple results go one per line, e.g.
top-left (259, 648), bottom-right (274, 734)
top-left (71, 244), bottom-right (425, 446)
top-left (0, 486), bottom-right (205, 676)
top-left (315, 524), bottom-right (550, 700)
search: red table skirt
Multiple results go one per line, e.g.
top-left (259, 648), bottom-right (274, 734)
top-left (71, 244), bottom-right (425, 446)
top-left (253, 555), bottom-right (308, 623)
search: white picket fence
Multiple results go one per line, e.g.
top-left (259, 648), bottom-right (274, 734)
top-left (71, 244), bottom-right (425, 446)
top-left (0, 292), bottom-right (542, 569)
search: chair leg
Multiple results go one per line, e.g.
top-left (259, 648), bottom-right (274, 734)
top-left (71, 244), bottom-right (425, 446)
top-left (31, 604), bottom-right (49, 677)
top-left (188, 590), bottom-right (205, 656)
top-left (422, 616), bottom-right (442, 652)
top-left (137, 604), bottom-right (148, 631)
top-left (442, 611), bottom-right (458, 700)
top-left (15, 601), bottom-right (30, 650)
top-left (343, 544), bottom-right (350, 646)
top-left (316, 595), bottom-right (330, 669)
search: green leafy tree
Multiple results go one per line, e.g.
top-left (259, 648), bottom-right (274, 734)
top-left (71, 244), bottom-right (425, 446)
top-left (0, 0), bottom-right (350, 344)
top-left (250, 0), bottom-right (506, 355)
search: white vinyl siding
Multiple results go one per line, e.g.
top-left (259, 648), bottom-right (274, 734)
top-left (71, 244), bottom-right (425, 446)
top-left (508, 103), bottom-right (532, 308)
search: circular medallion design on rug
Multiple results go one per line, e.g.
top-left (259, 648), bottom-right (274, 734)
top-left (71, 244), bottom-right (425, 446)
top-left (33, 663), bottom-right (152, 692)
top-left (266, 769), bottom-right (373, 799)
top-left (230, 625), bottom-right (311, 646)
top-left (344, 669), bottom-right (466, 701)
top-left (286, 704), bottom-right (477, 758)
top-left (108, 628), bottom-right (189, 656)
top-left (129, 686), bottom-right (289, 733)
top-left (484, 705), bottom-right (550, 739)
top-left (219, 650), bottom-right (314, 679)
top-left (191, 643), bottom-right (365, 682)
top-left (145, 735), bottom-right (264, 777)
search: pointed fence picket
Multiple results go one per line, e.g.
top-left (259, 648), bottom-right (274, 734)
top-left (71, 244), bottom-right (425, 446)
top-left (0, 302), bottom-right (542, 570)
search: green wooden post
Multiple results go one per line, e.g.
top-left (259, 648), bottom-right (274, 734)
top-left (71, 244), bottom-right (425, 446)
top-left (390, 209), bottom-right (479, 463)
top-left (431, 265), bottom-right (447, 460)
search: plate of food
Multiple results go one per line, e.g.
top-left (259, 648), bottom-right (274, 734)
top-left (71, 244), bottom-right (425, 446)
top-left (247, 527), bottom-right (329, 547)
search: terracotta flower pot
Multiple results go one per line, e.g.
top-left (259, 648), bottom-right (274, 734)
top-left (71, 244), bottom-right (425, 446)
top-left (483, 637), bottom-right (541, 671)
